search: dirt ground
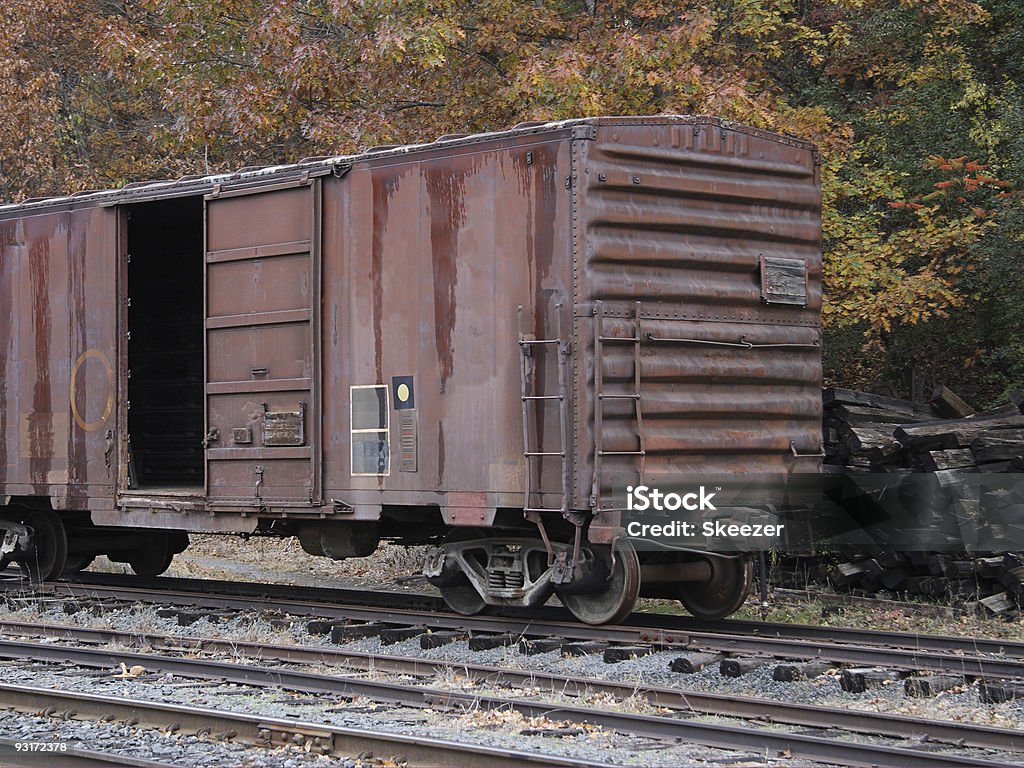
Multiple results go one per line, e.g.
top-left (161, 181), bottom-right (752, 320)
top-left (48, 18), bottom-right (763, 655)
top-left (91, 533), bottom-right (432, 592)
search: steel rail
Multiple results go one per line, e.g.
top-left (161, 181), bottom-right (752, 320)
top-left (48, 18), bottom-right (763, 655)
top-left (2, 619), bottom-right (1022, 754)
top-left (26, 581), bottom-right (1024, 679)
top-left (47, 572), bottom-right (1024, 658)
top-left (639, 614), bottom-right (1024, 659)
top-left (0, 684), bottom-right (602, 768)
top-left (0, 638), bottom-right (1014, 768)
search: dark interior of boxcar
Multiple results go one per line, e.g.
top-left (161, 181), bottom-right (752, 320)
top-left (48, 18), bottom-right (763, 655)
top-left (126, 196), bottom-right (205, 487)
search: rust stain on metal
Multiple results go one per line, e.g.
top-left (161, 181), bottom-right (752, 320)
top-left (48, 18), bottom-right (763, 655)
top-left (68, 213), bottom-right (88, 489)
top-left (532, 144), bottom-right (558, 284)
top-left (425, 162), bottom-right (468, 394)
top-left (371, 168), bottom-right (405, 385)
top-left (0, 220), bottom-right (15, 484)
top-left (29, 234), bottom-right (53, 493)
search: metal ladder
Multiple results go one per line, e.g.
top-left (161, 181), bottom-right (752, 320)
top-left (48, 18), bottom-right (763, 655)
top-left (590, 300), bottom-right (646, 510)
top-left (518, 304), bottom-right (571, 516)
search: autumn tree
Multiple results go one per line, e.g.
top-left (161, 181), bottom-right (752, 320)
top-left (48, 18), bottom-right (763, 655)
top-left (0, 0), bottom-right (1020, 402)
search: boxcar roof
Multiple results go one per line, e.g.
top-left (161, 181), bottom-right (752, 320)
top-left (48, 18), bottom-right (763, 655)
top-left (0, 115), bottom-right (815, 217)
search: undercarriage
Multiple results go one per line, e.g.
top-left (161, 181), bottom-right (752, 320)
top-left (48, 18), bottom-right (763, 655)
top-left (423, 528), bottom-right (753, 624)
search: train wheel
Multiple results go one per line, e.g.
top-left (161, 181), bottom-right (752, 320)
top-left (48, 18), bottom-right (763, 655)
top-left (440, 579), bottom-right (488, 615)
top-left (128, 533), bottom-right (174, 577)
top-left (62, 555), bottom-right (95, 576)
top-left (437, 529), bottom-right (488, 616)
top-left (19, 509), bottom-right (68, 582)
top-left (560, 539), bottom-right (640, 625)
top-left (677, 555), bottom-right (753, 620)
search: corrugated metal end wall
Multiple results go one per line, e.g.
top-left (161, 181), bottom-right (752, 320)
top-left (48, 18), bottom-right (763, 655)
top-left (574, 117), bottom-right (822, 506)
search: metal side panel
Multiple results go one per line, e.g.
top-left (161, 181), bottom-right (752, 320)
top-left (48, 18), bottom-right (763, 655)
top-left (203, 180), bottom-right (322, 507)
top-left (572, 118), bottom-right (823, 512)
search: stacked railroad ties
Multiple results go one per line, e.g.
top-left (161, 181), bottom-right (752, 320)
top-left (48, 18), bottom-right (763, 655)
top-left (815, 386), bottom-right (1024, 617)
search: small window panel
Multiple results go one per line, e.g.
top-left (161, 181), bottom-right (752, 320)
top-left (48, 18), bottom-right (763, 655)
top-left (760, 256), bottom-right (808, 306)
top-left (351, 385), bottom-right (390, 476)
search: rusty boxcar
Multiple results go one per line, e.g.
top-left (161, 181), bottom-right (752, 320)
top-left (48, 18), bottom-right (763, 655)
top-left (0, 115), bottom-right (822, 623)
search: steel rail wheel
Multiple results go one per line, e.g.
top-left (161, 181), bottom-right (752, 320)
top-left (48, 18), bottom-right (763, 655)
top-left (20, 509), bottom-right (68, 582)
top-left (560, 538), bottom-right (640, 625)
top-left (61, 555), bottom-right (96, 576)
top-left (128, 533), bottom-right (174, 577)
top-left (677, 555), bottom-right (753, 620)
top-left (437, 529), bottom-right (489, 616)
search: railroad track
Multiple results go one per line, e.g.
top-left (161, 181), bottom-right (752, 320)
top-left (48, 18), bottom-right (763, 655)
top-left (0, 683), bottom-right (596, 768)
top-left (53, 572), bottom-right (1024, 657)
top-left (2, 618), bottom-right (1023, 755)
top-left (0, 630), bottom-right (1017, 767)
top-left (11, 575), bottom-right (1024, 680)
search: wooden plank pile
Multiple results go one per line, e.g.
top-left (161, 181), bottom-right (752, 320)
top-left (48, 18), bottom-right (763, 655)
top-left (813, 386), bottom-right (1024, 617)
top-left (823, 386), bottom-right (1024, 473)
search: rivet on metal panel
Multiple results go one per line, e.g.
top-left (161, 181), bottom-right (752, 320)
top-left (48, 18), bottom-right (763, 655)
top-left (631, 175), bottom-right (640, 185)
top-left (526, 151), bottom-right (533, 166)
top-left (597, 173), bottom-right (607, 182)
top-left (565, 177), bottom-right (571, 190)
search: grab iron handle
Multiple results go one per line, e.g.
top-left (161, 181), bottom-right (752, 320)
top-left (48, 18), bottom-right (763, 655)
top-left (645, 333), bottom-right (820, 350)
top-left (790, 440), bottom-right (825, 458)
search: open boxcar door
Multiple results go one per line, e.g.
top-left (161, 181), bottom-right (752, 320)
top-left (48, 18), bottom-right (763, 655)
top-left (203, 178), bottom-right (322, 509)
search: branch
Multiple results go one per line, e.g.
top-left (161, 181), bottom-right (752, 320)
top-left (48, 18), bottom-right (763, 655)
top-left (393, 100), bottom-right (446, 111)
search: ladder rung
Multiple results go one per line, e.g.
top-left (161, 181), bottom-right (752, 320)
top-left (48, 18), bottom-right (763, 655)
top-left (598, 336), bottom-right (640, 343)
top-left (520, 338), bottom-right (560, 345)
top-left (598, 450), bottom-right (645, 456)
top-left (525, 451), bottom-right (565, 457)
top-left (524, 507), bottom-right (564, 514)
top-left (598, 393), bottom-right (640, 400)
top-left (522, 395), bottom-right (563, 401)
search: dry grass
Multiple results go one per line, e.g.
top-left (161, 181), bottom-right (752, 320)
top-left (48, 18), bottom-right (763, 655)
top-left (83, 533), bottom-right (431, 592)
top-left (732, 591), bottom-right (1024, 642)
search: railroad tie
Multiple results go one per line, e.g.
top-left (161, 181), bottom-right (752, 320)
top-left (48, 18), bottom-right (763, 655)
top-left (840, 667), bottom-right (906, 694)
top-left (329, 622), bottom-right (393, 643)
top-left (978, 679), bottom-right (1024, 703)
top-left (720, 657), bottom-right (767, 678)
top-left (420, 631), bottom-right (466, 649)
top-left (561, 641), bottom-right (609, 657)
top-left (903, 674), bottom-right (962, 698)
top-left (669, 653), bottom-right (720, 674)
top-left (603, 645), bottom-right (654, 664)
top-left (378, 626), bottom-right (425, 646)
top-left (519, 637), bottom-right (567, 655)
top-left (468, 633), bottom-right (518, 651)
top-left (773, 661), bottom-right (835, 683)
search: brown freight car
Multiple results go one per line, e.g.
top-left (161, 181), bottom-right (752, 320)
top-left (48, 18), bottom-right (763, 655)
top-left (0, 116), bottom-right (822, 623)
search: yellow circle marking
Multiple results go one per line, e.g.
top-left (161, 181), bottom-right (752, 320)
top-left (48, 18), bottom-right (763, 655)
top-left (396, 383), bottom-right (410, 403)
top-left (70, 348), bottom-right (114, 431)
